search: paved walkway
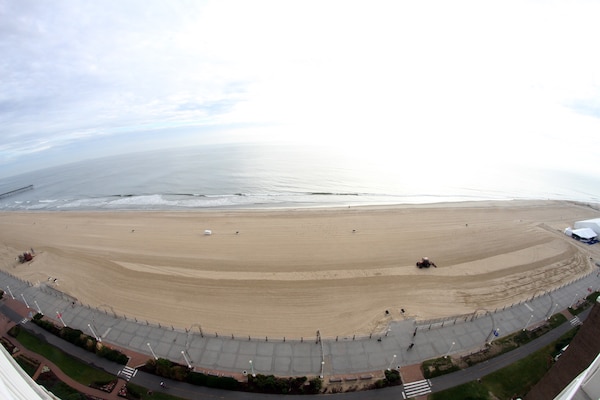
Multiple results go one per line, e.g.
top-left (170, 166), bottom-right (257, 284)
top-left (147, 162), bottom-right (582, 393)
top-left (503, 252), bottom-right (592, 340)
top-left (2, 266), bottom-right (600, 398)
top-left (1, 310), bottom-right (127, 400)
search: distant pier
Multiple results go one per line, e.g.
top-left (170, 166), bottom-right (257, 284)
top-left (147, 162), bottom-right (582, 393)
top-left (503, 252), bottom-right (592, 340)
top-left (0, 184), bottom-right (34, 199)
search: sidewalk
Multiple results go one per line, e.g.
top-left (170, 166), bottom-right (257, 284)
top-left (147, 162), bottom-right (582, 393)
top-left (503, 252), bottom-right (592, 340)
top-left (2, 267), bottom-right (599, 386)
top-left (1, 310), bottom-right (127, 400)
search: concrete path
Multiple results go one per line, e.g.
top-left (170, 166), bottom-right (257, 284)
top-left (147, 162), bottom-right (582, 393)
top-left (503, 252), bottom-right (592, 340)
top-left (2, 267), bottom-right (599, 381)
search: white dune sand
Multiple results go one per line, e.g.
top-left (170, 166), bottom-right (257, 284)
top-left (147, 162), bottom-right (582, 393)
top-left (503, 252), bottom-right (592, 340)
top-left (1, 200), bottom-right (599, 338)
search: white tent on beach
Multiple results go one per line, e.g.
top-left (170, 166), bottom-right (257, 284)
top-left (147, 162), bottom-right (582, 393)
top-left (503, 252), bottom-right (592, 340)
top-left (565, 227), bottom-right (598, 243)
top-left (574, 218), bottom-right (600, 237)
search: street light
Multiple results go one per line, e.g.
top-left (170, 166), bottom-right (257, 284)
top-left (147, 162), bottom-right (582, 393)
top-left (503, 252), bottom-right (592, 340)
top-left (88, 324), bottom-right (101, 342)
top-left (569, 293), bottom-right (578, 309)
top-left (181, 350), bottom-right (192, 368)
top-left (249, 360), bottom-right (255, 377)
top-left (56, 311), bottom-right (66, 327)
top-left (444, 342), bottom-right (456, 358)
top-left (387, 354), bottom-right (397, 371)
top-left (547, 303), bottom-right (559, 320)
top-left (147, 342), bottom-right (158, 360)
top-left (21, 294), bottom-right (30, 308)
top-left (523, 314), bottom-right (534, 331)
top-left (489, 329), bottom-right (500, 345)
top-left (34, 300), bottom-right (43, 315)
top-left (6, 286), bottom-right (15, 299)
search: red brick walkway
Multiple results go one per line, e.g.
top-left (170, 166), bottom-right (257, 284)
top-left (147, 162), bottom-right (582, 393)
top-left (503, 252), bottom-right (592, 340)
top-left (1, 299), bottom-right (127, 399)
top-left (400, 363), bottom-right (430, 400)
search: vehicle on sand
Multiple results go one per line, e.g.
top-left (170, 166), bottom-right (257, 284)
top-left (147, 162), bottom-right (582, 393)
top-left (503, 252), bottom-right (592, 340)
top-left (416, 257), bottom-right (437, 268)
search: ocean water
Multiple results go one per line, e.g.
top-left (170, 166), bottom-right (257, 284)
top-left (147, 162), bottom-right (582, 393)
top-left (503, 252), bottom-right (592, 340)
top-left (1, 143), bottom-right (599, 211)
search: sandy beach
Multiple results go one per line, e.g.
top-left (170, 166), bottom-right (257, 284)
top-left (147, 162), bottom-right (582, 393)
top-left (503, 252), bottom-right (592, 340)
top-left (1, 200), bottom-right (599, 338)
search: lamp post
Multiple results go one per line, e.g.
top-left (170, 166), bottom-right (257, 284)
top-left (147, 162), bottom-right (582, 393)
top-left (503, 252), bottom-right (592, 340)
top-left (549, 303), bottom-right (559, 319)
top-left (320, 360), bottom-right (325, 379)
top-left (569, 293), bottom-right (578, 309)
top-left (6, 286), bottom-right (15, 299)
top-left (147, 342), bottom-right (158, 360)
top-left (181, 350), bottom-right (192, 368)
top-left (249, 360), bottom-right (255, 377)
top-left (56, 311), bottom-right (66, 327)
top-left (523, 314), bottom-right (534, 331)
top-left (387, 354), bottom-right (397, 371)
top-left (34, 300), bottom-right (43, 315)
top-left (21, 294), bottom-right (30, 308)
top-left (88, 324), bottom-right (101, 342)
top-left (444, 342), bottom-right (456, 358)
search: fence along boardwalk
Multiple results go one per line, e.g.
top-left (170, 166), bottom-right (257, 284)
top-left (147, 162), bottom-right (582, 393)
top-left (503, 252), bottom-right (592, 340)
top-left (0, 184), bottom-right (34, 199)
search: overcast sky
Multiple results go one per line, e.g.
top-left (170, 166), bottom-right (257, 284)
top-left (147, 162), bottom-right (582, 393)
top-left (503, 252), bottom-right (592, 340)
top-left (1, 0), bottom-right (600, 177)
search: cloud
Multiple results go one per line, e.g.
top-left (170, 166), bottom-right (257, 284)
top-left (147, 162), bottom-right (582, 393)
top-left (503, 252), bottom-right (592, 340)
top-left (1, 0), bottom-right (600, 177)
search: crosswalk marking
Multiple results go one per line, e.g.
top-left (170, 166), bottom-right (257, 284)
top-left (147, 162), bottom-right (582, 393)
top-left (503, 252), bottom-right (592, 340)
top-left (118, 366), bottom-right (137, 381)
top-left (570, 316), bottom-right (582, 326)
top-left (402, 379), bottom-right (432, 398)
top-left (20, 318), bottom-right (29, 325)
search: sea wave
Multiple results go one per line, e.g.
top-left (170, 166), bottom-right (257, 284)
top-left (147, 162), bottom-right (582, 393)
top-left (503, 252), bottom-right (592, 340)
top-left (0, 190), bottom-right (529, 211)
top-left (1, 143), bottom-right (598, 212)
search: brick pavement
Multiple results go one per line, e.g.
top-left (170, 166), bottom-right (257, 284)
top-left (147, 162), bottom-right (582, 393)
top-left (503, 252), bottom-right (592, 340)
top-left (1, 311), bottom-right (126, 400)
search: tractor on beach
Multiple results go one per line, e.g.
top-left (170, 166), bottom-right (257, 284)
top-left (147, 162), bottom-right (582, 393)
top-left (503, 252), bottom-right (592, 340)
top-left (416, 257), bottom-right (437, 268)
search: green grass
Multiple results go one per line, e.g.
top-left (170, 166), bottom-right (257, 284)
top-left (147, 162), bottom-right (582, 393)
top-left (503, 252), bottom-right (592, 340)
top-left (430, 381), bottom-right (490, 400)
top-left (15, 354), bottom-right (40, 377)
top-left (547, 313), bottom-right (567, 329)
top-left (15, 328), bottom-right (187, 400)
top-left (421, 356), bottom-right (460, 379)
top-left (431, 328), bottom-right (578, 399)
top-left (15, 328), bottom-right (115, 385)
top-left (481, 343), bottom-right (553, 398)
top-left (126, 382), bottom-right (187, 400)
top-left (36, 378), bottom-right (86, 400)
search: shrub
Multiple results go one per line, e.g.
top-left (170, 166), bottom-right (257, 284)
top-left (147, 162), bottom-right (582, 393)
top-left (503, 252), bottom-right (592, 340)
top-left (8, 324), bottom-right (21, 337)
top-left (36, 370), bottom-right (86, 400)
top-left (144, 358), bottom-right (157, 374)
top-left (185, 371), bottom-right (239, 390)
top-left (96, 345), bottom-right (128, 365)
top-left (306, 377), bottom-right (322, 394)
top-left (60, 327), bottom-right (85, 346)
top-left (155, 358), bottom-right (173, 378)
top-left (251, 374), bottom-right (285, 393)
top-left (422, 357), bottom-right (460, 379)
top-left (31, 317), bottom-right (61, 335)
top-left (89, 379), bottom-right (117, 393)
top-left (170, 365), bottom-right (190, 381)
top-left (125, 383), bottom-right (143, 399)
top-left (247, 374), bottom-right (318, 394)
top-left (207, 375), bottom-right (239, 390)
top-left (185, 370), bottom-right (207, 386)
top-left (384, 369), bottom-right (401, 384)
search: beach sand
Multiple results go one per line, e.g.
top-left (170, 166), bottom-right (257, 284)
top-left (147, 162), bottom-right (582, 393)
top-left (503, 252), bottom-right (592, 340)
top-left (1, 200), bottom-right (599, 338)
